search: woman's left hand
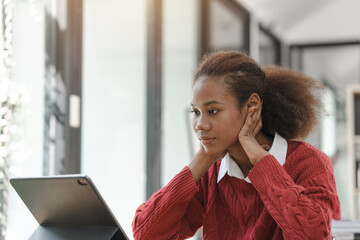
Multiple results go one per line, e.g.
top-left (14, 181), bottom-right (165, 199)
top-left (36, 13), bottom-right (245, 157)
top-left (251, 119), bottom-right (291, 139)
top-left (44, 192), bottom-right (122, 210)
top-left (238, 105), bottom-right (269, 165)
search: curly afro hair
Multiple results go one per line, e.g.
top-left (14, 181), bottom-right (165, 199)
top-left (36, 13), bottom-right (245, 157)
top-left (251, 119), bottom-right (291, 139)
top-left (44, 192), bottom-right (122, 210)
top-left (194, 51), bottom-right (323, 139)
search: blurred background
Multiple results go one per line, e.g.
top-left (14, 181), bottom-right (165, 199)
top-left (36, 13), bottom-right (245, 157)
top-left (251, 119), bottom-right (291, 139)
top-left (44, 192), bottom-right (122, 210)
top-left (0, 0), bottom-right (360, 239)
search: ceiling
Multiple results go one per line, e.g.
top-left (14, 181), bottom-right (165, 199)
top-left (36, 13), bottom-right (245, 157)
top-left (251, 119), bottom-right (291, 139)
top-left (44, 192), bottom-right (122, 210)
top-left (237, 0), bottom-right (360, 44)
top-left (238, 0), bottom-right (335, 31)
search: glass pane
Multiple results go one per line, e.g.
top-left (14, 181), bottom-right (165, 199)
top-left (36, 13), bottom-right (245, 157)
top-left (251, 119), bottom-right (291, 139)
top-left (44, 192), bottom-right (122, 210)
top-left (162, 0), bottom-right (199, 238)
top-left (162, 0), bottom-right (197, 183)
top-left (82, 0), bottom-right (146, 236)
top-left (259, 29), bottom-right (279, 66)
top-left (321, 86), bottom-right (336, 157)
top-left (355, 94), bottom-right (360, 135)
top-left (356, 144), bottom-right (360, 189)
top-left (299, 45), bottom-right (360, 220)
top-left (209, 0), bottom-right (245, 51)
top-left (6, 1), bottom-right (45, 239)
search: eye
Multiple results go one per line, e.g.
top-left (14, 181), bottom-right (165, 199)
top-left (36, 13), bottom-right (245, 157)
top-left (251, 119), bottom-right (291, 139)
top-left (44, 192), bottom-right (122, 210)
top-left (208, 109), bottom-right (218, 115)
top-left (190, 108), bottom-right (200, 116)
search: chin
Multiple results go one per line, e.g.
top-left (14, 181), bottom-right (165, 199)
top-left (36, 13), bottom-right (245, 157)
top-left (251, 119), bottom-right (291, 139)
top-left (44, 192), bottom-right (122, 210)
top-left (203, 145), bottom-right (224, 157)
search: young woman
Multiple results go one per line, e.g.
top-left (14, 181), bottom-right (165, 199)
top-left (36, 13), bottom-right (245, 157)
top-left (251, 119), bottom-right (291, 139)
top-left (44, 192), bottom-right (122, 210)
top-left (132, 52), bottom-right (341, 240)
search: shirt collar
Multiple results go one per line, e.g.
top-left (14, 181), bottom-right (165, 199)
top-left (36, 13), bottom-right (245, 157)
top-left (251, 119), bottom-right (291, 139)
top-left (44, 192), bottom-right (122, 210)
top-left (217, 132), bottom-right (288, 184)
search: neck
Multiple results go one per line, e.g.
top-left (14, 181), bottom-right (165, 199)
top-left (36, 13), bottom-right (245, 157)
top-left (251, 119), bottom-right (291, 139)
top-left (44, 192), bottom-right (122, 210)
top-left (228, 131), bottom-right (273, 177)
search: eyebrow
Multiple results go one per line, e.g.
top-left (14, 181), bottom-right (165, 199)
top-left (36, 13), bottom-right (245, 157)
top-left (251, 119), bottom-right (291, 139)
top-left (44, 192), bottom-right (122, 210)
top-left (191, 100), bottom-right (224, 107)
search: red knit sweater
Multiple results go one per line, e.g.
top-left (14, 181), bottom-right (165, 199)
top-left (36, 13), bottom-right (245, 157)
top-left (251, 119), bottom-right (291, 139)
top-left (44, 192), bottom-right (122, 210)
top-left (132, 140), bottom-right (341, 239)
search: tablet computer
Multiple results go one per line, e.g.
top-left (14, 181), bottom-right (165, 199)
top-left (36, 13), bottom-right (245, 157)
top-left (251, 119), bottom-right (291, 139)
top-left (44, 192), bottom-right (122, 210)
top-left (10, 174), bottom-right (129, 240)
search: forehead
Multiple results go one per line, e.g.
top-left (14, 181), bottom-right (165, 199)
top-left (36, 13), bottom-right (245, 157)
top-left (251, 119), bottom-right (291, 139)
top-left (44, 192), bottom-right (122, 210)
top-left (192, 76), bottom-right (237, 105)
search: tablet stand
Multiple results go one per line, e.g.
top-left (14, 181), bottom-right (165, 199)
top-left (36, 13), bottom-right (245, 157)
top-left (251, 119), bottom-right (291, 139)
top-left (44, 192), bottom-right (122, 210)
top-left (29, 225), bottom-right (122, 240)
top-left (10, 175), bottom-right (130, 240)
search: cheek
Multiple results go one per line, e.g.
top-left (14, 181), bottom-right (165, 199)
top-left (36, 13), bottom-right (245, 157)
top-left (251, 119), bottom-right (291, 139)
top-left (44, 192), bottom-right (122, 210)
top-left (191, 118), bottom-right (197, 131)
top-left (227, 128), bottom-right (241, 142)
top-left (221, 116), bottom-right (244, 140)
top-left (217, 122), bottom-right (240, 142)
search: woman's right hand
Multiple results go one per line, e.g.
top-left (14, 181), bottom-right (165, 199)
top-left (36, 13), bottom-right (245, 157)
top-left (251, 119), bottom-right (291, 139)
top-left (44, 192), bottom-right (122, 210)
top-left (188, 145), bottom-right (227, 182)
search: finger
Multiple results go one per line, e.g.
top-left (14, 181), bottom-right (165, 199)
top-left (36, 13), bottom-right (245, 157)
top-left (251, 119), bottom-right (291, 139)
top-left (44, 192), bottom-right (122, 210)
top-left (248, 104), bottom-right (260, 122)
top-left (250, 105), bottom-right (262, 133)
top-left (240, 110), bottom-right (255, 136)
top-left (250, 105), bottom-right (261, 120)
top-left (248, 107), bottom-right (259, 132)
top-left (239, 113), bottom-right (251, 136)
top-left (256, 105), bottom-right (262, 119)
top-left (253, 117), bottom-right (263, 135)
top-left (253, 106), bottom-right (262, 127)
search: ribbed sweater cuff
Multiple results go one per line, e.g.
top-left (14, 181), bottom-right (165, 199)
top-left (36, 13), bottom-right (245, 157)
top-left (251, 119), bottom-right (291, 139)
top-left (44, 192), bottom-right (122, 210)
top-left (164, 166), bottom-right (199, 203)
top-left (248, 155), bottom-right (291, 193)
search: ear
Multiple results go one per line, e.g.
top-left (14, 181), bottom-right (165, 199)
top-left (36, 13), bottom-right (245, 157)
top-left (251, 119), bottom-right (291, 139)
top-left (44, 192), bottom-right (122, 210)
top-left (246, 93), bottom-right (262, 108)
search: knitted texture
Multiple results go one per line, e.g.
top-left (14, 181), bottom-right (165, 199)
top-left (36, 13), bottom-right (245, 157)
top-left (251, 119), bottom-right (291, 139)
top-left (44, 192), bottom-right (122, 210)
top-left (132, 140), bottom-right (341, 240)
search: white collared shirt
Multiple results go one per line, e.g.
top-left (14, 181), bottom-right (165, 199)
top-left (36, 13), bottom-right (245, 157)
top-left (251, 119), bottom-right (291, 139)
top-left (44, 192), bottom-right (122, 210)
top-left (217, 133), bottom-right (288, 184)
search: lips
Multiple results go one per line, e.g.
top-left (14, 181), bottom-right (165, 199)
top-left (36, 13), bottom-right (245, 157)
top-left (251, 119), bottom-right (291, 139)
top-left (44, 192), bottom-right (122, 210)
top-left (199, 136), bottom-right (216, 145)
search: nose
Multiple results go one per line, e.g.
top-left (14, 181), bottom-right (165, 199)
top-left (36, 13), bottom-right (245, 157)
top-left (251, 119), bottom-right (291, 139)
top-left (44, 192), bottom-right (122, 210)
top-left (194, 114), bottom-right (211, 131)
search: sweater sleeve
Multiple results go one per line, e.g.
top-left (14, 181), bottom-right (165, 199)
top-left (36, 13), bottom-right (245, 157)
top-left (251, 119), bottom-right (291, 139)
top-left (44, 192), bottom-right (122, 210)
top-left (248, 154), bottom-right (341, 240)
top-left (132, 166), bottom-right (205, 240)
